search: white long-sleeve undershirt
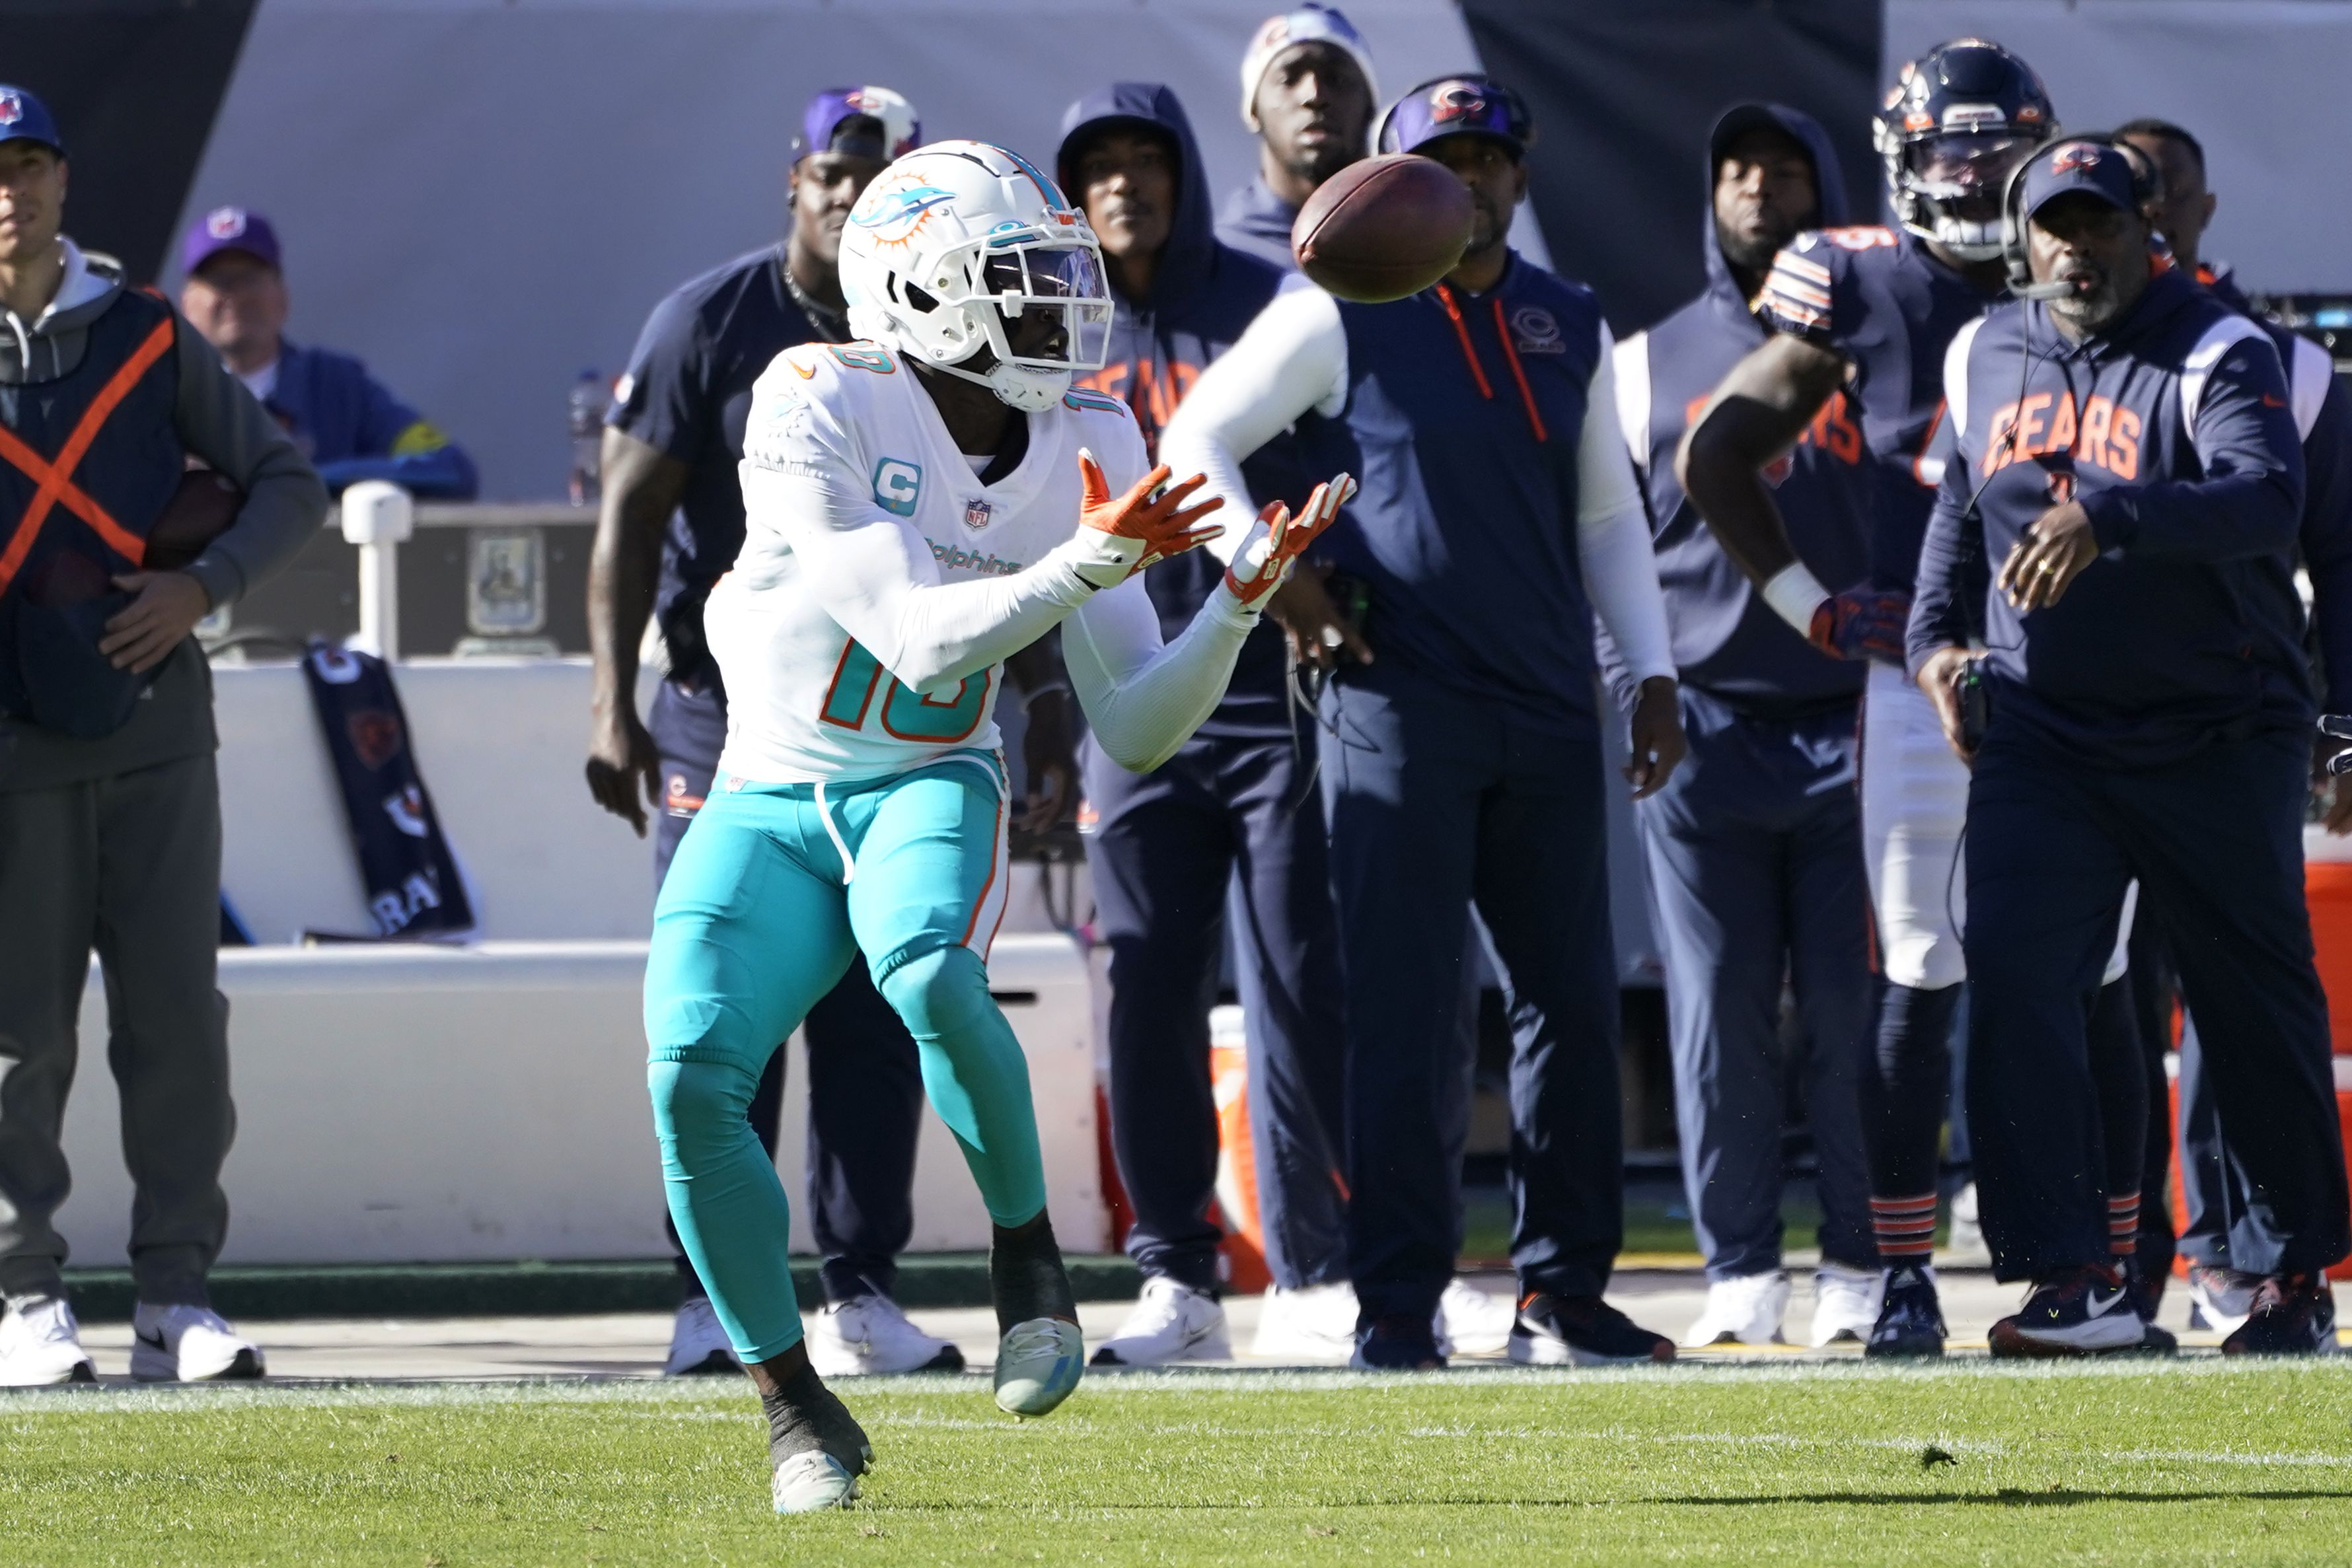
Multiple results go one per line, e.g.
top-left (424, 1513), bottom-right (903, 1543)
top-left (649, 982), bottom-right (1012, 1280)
top-left (1159, 283), bottom-right (1677, 692)
top-left (743, 454), bottom-right (1264, 776)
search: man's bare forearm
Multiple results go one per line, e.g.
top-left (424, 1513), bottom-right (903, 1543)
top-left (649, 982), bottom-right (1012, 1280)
top-left (589, 426), bottom-right (688, 711)
top-left (1675, 334), bottom-right (1848, 588)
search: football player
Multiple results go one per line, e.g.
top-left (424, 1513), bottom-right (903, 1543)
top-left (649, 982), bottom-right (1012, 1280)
top-left (1679, 39), bottom-right (2142, 1356)
top-left (640, 141), bottom-right (1350, 1512)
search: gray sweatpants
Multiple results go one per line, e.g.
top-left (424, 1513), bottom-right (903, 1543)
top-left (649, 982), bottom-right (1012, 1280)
top-left (0, 752), bottom-right (233, 1306)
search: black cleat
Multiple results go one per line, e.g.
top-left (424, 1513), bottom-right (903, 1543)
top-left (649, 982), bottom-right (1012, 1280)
top-left (1350, 1314), bottom-right (1446, 1370)
top-left (2222, 1273), bottom-right (2340, 1356)
top-left (1988, 1264), bottom-right (2143, 1357)
top-left (1508, 1293), bottom-right (1675, 1365)
top-left (1864, 1265), bottom-right (1946, 1359)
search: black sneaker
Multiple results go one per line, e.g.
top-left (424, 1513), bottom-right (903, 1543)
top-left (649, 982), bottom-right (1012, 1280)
top-left (1988, 1264), bottom-right (2143, 1357)
top-left (2123, 1253), bottom-right (2166, 1324)
top-left (2222, 1273), bottom-right (2340, 1356)
top-left (1508, 1293), bottom-right (1673, 1365)
top-left (2121, 1257), bottom-right (2176, 1355)
top-left (1350, 1314), bottom-right (1446, 1370)
top-left (2187, 1263), bottom-right (2263, 1334)
top-left (1864, 1265), bottom-right (1946, 1359)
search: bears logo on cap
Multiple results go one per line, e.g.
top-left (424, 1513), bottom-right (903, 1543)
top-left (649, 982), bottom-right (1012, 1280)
top-left (205, 207), bottom-right (249, 240)
top-left (1430, 81), bottom-right (1489, 124)
top-left (2049, 142), bottom-right (2102, 176)
top-left (0, 92), bottom-right (21, 127)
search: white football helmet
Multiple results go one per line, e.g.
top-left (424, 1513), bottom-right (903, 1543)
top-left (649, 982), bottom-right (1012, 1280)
top-left (838, 140), bottom-right (1112, 411)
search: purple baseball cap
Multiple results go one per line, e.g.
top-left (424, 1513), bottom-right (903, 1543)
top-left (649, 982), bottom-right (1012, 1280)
top-left (2018, 138), bottom-right (2140, 222)
top-left (793, 87), bottom-right (921, 162)
top-left (182, 205), bottom-right (281, 275)
top-left (1378, 74), bottom-right (1535, 160)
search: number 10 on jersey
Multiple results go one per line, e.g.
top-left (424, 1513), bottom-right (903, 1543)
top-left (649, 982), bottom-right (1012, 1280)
top-left (819, 638), bottom-right (992, 743)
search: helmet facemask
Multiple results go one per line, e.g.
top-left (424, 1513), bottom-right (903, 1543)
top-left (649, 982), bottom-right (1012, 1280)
top-left (850, 228), bottom-right (1112, 412)
top-left (1895, 131), bottom-right (2041, 260)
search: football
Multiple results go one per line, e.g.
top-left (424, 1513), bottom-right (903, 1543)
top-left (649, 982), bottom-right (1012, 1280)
top-left (145, 467), bottom-right (243, 571)
top-left (1291, 154), bottom-right (1475, 303)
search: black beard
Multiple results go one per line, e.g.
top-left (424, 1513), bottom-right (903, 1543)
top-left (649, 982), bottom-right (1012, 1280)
top-left (1718, 229), bottom-right (1785, 277)
top-left (2049, 272), bottom-right (2125, 335)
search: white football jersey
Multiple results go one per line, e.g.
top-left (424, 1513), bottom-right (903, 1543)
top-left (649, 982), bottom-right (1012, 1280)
top-left (708, 339), bottom-right (1148, 785)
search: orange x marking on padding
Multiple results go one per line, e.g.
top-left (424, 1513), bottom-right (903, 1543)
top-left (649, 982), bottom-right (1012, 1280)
top-left (0, 316), bottom-right (176, 597)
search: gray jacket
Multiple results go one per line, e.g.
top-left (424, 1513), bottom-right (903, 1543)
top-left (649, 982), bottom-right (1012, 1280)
top-left (0, 242), bottom-right (326, 790)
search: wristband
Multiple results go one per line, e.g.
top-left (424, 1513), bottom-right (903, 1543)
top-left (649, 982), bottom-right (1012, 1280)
top-left (1759, 561), bottom-right (1831, 636)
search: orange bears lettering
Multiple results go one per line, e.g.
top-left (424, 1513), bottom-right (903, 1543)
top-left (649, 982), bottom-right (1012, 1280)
top-left (1980, 391), bottom-right (2140, 483)
top-left (1680, 388), bottom-right (1864, 467)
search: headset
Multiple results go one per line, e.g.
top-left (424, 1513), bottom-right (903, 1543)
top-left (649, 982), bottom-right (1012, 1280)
top-left (2001, 133), bottom-right (2161, 297)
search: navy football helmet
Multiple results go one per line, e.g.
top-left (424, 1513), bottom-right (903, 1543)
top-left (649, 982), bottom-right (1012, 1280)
top-left (1874, 38), bottom-right (2057, 262)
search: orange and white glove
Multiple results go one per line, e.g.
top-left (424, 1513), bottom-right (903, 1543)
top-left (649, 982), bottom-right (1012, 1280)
top-left (1220, 474), bottom-right (1356, 612)
top-left (1050, 449), bottom-right (1228, 590)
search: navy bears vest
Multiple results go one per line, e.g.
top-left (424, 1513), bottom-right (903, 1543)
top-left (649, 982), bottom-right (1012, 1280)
top-left (0, 289), bottom-right (184, 737)
top-left (1297, 258), bottom-right (1607, 725)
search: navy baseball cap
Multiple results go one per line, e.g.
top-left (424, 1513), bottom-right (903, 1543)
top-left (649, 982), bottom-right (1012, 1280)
top-left (1378, 75), bottom-right (1534, 160)
top-left (0, 85), bottom-right (63, 155)
top-left (793, 87), bottom-right (921, 162)
top-left (182, 205), bottom-right (281, 275)
top-left (2018, 139), bottom-right (2139, 221)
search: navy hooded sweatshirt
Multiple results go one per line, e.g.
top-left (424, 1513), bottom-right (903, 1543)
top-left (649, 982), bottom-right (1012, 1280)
top-left (1058, 83), bottom-right (1309, 740)
top-left (1911, 264), bottom-right (2310, 766)
top-left (1612, 104), bottom-right (1873, 717)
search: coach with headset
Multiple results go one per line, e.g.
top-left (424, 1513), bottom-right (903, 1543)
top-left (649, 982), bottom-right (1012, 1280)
top-left (1910, 137), bottom-right (2348, 1356)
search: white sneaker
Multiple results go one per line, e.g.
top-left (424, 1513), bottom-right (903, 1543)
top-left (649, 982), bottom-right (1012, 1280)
top-left (1807, 1263), bottom-right (1885, 1347)
top-left (1432, 1277), bottom-right (1514, 1355)
top-left (1941, 1183), bottom-right (1990, 1266)
top-left (1682, 1269), bottom-right (1791, 1347)
top-left (663, 1296), bottom-right (741, 1377)
top-left (130, 1302), bottom-right (264, 1382)
top-left (806, 1293), bottom-right (965, 1376)
top-left (1252, 1281), bottom-right (1359, 1363)
top-left (1088, 1276), bottom-right (1229, 1367)
top-left (0, 1297), bottom-right (96, 1386)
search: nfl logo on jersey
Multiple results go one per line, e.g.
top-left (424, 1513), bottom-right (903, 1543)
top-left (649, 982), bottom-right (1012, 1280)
top-left (963, 497), bottom-right (993, 532)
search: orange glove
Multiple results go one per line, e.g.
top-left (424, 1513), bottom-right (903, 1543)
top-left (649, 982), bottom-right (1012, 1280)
top-left (1223, 474), bottom-right (1356, 609)
top-left (1060, 449), bottom-right (1227, 589)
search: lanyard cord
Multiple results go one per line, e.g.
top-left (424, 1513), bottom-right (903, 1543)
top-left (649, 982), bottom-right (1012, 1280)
top-left (1432, 283), bottom-right (1547, 445)
top-left (1432, 283), bottom-right (1494, 399)
top-left (1489, 297), bottom-right (1549, 445)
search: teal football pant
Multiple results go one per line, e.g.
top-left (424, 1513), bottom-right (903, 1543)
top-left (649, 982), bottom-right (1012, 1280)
top-left (643, 751), bottom-right (1045, 1361)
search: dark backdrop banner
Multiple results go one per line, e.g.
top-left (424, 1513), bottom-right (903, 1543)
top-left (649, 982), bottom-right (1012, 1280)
top-left (4, 0), bottom-right (259, 283)
top-left (1461, 0), bottom-right (1882, 335)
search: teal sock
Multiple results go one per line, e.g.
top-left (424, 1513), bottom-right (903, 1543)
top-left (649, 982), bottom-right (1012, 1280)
top-left (648, 1059), bottom-right (803, 1361)
top-left (877, 946), bottom-right (1048, 1224)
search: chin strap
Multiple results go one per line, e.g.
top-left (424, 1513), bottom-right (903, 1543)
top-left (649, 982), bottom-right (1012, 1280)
top-left (927, 355), bottom-right (1066, 412)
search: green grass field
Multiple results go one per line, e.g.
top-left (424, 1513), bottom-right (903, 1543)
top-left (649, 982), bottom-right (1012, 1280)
top-left (9, 1360), bottom-right (2352, 1566)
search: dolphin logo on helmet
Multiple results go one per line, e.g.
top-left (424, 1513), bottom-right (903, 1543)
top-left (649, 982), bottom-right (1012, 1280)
top-left (837, 140), bottom-right (1113, 413)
